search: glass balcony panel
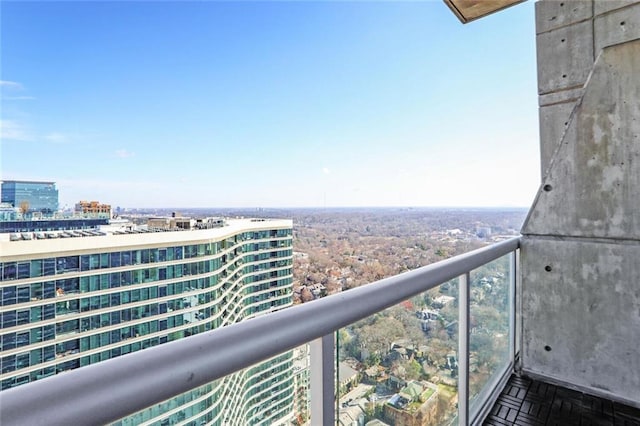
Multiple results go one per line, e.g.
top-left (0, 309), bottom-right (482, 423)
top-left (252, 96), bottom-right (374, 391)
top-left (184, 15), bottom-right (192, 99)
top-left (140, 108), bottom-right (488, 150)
top-left (468, 253), bottom-right (512, 416)
top-left (110, 349), bottom-right (299, 426)
top-left (337, 279), bottom-right (459, 426)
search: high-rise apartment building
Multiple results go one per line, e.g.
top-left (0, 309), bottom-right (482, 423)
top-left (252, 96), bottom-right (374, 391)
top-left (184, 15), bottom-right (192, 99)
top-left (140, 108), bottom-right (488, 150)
top-left (1, 181), bottom-right (59, 216)
top-left (0, 218), bottom-right (295, 425)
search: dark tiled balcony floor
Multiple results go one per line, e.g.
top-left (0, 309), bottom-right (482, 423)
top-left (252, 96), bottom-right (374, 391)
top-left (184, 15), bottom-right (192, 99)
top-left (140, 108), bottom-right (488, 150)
top-left (484, 375), bottom-right (640, 426)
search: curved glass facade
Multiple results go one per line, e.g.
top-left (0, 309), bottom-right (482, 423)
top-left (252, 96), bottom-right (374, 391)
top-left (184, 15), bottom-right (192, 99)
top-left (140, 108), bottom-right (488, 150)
top-left (0, 220), bottom-right (295, 425)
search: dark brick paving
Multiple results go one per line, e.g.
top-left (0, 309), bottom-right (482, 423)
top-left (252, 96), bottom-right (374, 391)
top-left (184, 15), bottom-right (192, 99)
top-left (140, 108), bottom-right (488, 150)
top-left (483, 375), bottom-right (640, 426)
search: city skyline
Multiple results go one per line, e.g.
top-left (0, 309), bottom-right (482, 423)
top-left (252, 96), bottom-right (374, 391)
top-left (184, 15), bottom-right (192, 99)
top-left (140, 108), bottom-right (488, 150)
top-left (1, 1), bottom-right (538, 209)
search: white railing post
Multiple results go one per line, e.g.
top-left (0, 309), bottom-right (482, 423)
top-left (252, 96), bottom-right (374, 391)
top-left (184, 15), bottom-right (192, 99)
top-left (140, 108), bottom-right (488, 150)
top-left (310, 334), bottom-right (335, 426)
top-left (458, 272), bottom-right (470, 425)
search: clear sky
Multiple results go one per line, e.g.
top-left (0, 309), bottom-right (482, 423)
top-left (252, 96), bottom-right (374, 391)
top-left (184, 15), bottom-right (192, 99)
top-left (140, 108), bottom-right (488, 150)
top-left (1, 1), bottom-right (539, 209)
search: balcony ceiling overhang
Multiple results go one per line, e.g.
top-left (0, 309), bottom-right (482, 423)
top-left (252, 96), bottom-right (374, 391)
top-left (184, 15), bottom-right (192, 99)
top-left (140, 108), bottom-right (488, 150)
top-left (444, 0), bottom-right (526, 23)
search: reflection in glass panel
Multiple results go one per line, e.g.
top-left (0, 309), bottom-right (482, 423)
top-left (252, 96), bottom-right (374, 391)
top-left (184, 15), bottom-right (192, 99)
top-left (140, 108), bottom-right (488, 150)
top-left (337, 280), bottom-right (459, 426)
top-left (469, 253), bottom-right (512, 414)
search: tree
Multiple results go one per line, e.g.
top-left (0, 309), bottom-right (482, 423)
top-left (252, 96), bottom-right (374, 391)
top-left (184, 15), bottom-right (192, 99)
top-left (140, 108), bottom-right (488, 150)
top-left (300, 287), bottom-right (314, 303)
top-left (19, 201), bottom-right (29, 215)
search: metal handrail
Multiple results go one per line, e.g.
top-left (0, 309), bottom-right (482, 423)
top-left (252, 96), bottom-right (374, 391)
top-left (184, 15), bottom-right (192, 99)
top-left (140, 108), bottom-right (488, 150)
top-left (0, 237), bottom-right (520, 426)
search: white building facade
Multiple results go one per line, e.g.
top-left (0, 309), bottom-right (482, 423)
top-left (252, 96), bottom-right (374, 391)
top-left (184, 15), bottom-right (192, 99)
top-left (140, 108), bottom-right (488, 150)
top-left (0, 218), bottom-right (295, 425)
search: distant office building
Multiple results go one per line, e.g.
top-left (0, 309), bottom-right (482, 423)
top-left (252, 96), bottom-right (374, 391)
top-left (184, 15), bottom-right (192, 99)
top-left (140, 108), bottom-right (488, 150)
top-left (74, 201), bottom-right (112, 218)
top-left (0, 218), bottom-right (296, 425)
top-left (1, 181), bottom-right (59, 216)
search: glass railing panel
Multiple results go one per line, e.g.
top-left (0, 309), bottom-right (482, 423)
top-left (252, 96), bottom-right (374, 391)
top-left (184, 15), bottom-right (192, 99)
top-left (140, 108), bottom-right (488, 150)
top-left (109, 347), bottom-right (304, 426)
top-left (337, 279), bottom-right (459, 426)
top-left (468, 252), bottom-right (513, 416)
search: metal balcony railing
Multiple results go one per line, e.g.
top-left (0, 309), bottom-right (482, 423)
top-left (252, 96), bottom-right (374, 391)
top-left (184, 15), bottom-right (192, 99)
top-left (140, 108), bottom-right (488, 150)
top-left (0, 237), bottom-right (520, 426)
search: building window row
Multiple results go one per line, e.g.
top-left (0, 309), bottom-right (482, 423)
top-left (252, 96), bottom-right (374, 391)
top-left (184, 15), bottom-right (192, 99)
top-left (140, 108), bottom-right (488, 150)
top-left (0, 234), bottom-right (291, 282)
top-left (0, 258), bottom-right (229, 307)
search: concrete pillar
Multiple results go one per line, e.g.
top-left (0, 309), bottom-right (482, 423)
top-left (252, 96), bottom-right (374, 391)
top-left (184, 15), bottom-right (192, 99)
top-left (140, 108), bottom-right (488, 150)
top-left (521, 0), bottom-right (640, 407)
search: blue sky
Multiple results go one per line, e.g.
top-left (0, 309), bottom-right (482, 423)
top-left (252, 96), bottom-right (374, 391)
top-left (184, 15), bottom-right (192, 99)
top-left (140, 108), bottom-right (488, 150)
top-left (1, 1), bottom-right (539, 209)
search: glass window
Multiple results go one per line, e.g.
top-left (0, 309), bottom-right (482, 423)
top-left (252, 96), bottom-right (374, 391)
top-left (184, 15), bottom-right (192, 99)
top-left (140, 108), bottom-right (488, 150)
top-left (2, 286), bottom-right (16, 305)
top-left (111, 293), bottom-right (121, 306)
top-left (43, 281), bottom-right (56, 299)
top-left (100, 333), bottom-right (110, 346)
top-left (18, 262), bottom-right (31, 279)
top-left (30, 260), bottom-right (43, 278)
top-left (30, 282), bottom-right (43, 300)
top-left (16, 285), bottom-right (31, 303)
top-left (2, 310), bottom-right (16, 328)
top-left (101, 274), bottom-right (110, 290)
top-left (90, 296), bottom-right (99, 310)
top-left (89, 254), bottom-right (100, 270)
top-left (90, 276), bottom-right (100, 292)
top-left (43, 325), bottom-right (55, 341)
top-left (56, 256), bottom-right (79, 273)
top-left (16, 310), bottom-right (29, 326)
top-left (2, 263), bottom-right (16, 281)
top-left (31, 348), bottom-right (43, 364)
top-left (80, 298), bottom-right (90, 312)
top-left (90, 335), bottom-right (99, 349)
top-left (121, 271), bottom-right (132, 286)
top-left (30, 306), bottom-right (42, 322)
top-left (79, 277), bottom-right (89, 293)
top-left (16, 332), bottom-right (29, 348)
top-left (80, 255), bottom-right (90, 271)
top-left (2, 334), bottom-right (16, 351)
top-left (111, 252), bottom-right (122, 268)
top-left (43, 304), bottom-right (55, 319)
top-left (2, 355), bottom-right (16, 373)
top-left (43, 258), bottom-right (55, 276)
top-left (29, 327), bottom-right (42, 343)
